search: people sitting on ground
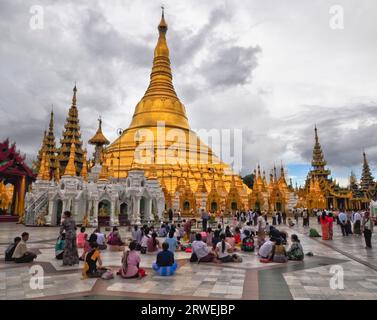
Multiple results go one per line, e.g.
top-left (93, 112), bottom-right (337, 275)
top-left (158, 223), bottom-right (167, 237)
top-left (234, 227), bottom-right (241, 245)
top-left (5, 237), bottom-right (21, 262)
top-left (225, 226), bottom-right (233, 238)
top-left (272, 238), bottom-right (288, 263)
top-left (55, 233), bottom-right (66, 260)
top-left (217, 223), bottom-right (224, 235)
top-left (191, 233), bottom-right (218, 263)
top-left (215, 234), bottom-right (242, 263)
top-left (212, 230), bottom-right (221, 250)
top-left (132, 225), bottom-right (143, 250)
top-left (287, 234), bottom-right (304, 261)
top-left (80, 233), bottom-right (97, 261)
top-left (140, 228), bottom-right (150, 254)
top-left (242, 222), bottom-right (256, 238)
top-left (165, 230), bottom-right (178, 253)
top-left (94, 227), bottom-right (107, 250)
top-left (147, 232), bottom-right (160, 253)
top-left (107, 227), bottom-right (126, 252)
top-left (82, 242), bottom-right (108, 279)
top-left (288, 218), bottom-right (295, 227)
top-left (258, 238), bottom-right (276, 262)
top-left (152, 242), bottom-right (178, 276)
top-left (206, 228), bottom-right (213, 246)
top-left (77, 227), bottom-right (87, 248)
top-left (12, 232), bottom-right (37, 263)
top-left (117, 241), bottom-right (145, 279)
top-left (241, 230), bottom-right (255, 252)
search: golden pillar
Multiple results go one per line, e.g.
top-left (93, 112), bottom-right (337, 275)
top-left (17, 176), bottom-right (26, 217)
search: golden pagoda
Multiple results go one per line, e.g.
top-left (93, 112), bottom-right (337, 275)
top-left (104, 10), bottom-right (249, 214)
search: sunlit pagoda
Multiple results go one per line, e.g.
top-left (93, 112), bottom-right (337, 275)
top-left (104, 9), bottom-right (250, 215)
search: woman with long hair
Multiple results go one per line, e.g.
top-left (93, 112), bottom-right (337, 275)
top-left (147, 232), bottom-right (160, 252)
top-left (117, 241), bottom-right (145, 279)
top-left (215, 234), bottom-right (241, 263)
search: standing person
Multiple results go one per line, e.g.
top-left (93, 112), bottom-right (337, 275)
top-left (257, 212), bottom-right (267, 248)
top-left (294, 210), bottom-right (299, 225)
top-left (353, 211), bottom-right (362, 235)
top-left (201, 209), bottom-right (210, 232)
top-left (277, 212), bottom-right (282, 225)
top-left (60, 211), bottom-right (79, 266)
top-left (362, 211), bottom-right (374, 249)
top-left (168, 208), bottom-right (173, 223)
top-left (253, 211), bottom-right (258, 226)
top-left (272, 211), bottom-right (277, 226)
top-left (328, 212), bottom-right (334, 240)
top-left (302, 209), bottom-right (308, 227)
top-left (282, 211), bottom-right (287, 225)
top-left (12, 232), bottom-right (37, 263)
top-left (317, 210), bottom-right (321, 224)
top-left (338, 211), bottom-right (348, 236)
top-left (183, 219), bottom-right (193, 241)
top-left (320, 211), bottom-right (329, 240)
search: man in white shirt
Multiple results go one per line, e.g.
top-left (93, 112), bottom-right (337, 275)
top-left (338, 211), bottom-right (348, 236)
top-left (95, 227), bottom-right (107, 250)
top-left (12, 232), bottom-right (37, 263)
top-left (191, 233), bottom-right (216, 263)
top-left (259, 238), bottom-right (276, 260)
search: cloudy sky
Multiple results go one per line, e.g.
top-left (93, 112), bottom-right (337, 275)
top-left (1, 0), bottom-right (377, 186)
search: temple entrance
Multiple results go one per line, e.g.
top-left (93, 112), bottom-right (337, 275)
top-left (98, 200), bottom-right (111, 226)
top-left (276, 202), bottom-right (282, 212)
top-left (231, 202), bottom-right (237, 211)
top-left (183, 200), bottom-right (190, 211)
top-left (119, 202), bottom-right (129, 226)
top-left (56, 200), bottom-right (63, 226)
top-left (255, 201), bottom-right (260, 211)
top-left (211, 201), bottom-right (218, 212)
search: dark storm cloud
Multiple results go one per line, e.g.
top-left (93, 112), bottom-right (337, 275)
top-left (291, 103), bottom-right (377, 168)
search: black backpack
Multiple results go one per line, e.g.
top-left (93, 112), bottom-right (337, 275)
top-left (5, 244), bottom-right (16, 261)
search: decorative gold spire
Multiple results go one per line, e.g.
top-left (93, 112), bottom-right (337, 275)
top-left (98, 164), bottom-right (110, 181)
top-left (81, 150), bottom-right (88, 181)
top-left (64, 142), bottom-right (77, 176)
top-left (89, 116), bottom-right (110, 165)
top-left (127, 9), bottom-right (189, 130)
top-left (37, 152), bottom-right (47, 180)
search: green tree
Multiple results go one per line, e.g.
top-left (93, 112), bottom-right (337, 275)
top-left (242, 174), bottom-right (255, 189)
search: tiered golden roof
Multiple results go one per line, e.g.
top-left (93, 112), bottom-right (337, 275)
top-left (64, 142), bottom-right (77, 176)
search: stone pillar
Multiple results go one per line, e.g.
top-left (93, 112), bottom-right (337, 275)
top-left (133, 196), bottom-right (141, 225)
top-left (145, 198), bottom-right (152, 222)
top-left (93, 200), bottom-right (99, 227)
top-left (46, 200), bottom-right (54, 225)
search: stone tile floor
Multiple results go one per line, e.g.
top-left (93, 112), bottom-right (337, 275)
top-left (0, 218), bottom-right (377, 300)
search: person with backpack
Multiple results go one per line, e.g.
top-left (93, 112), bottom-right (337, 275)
top-left (5, 237), bottom-right (21, 262)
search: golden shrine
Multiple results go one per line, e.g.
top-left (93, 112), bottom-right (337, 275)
top-left (103, 10), bottom-right (250, 215)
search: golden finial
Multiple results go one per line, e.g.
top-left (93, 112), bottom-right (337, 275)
top-left (98, 164), bottom-right (109, 181)
top-left (81, 150), bottom-right (88, 181)
top-left (72, 82), bottom-right (77, 106)
top-left (64, 142), bottom-right (76, 176)
top-left (37, 152), bottom-right (47, 180)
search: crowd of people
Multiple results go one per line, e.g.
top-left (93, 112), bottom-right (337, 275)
top-left (5, 207), bottom-right (375, 281)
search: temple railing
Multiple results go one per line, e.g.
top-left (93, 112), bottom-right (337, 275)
top-left (24, 193), bottom-right (48, 225)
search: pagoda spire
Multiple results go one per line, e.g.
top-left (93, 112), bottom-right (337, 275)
top-left (58, 85), bottom-right (84, 176)
top-left (88, 116), bottom-right (110, 165)
top-left (81, 150), bottom-right (88, 181)
top-left (360, 152), bottom-right (374, 191)
top-left (64, 142), bottom-right (77, 176)
top-left (127, 9), bottom-right (190, 131)
top-left (310, 125), bottom-right (330, 180)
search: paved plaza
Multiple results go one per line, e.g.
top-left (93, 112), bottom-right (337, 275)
top-left (1, 218), bottom-right (377, 300)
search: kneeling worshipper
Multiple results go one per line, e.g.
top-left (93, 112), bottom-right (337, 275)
top-left (152, 242), bottom-right (178, 276)
top-left (4, 237), bottom-right (21, 262)
top-left (107, 227), bottom-right (126, 252)
top-left (82, 242), bottom-right (109, 279)
top-left (258, 238), bottom-right (276, 262)
top-left (117, 241), bottom-right (146, 279)
top-left (191, 233), bottom-right (218, 263)
top-left (287, 234), bottom-right (304, 261)
top-left (272, 238), bottom-right (288, 263)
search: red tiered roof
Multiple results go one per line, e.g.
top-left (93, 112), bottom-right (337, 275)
top-left (0, 139), bottom-right (36, 184)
